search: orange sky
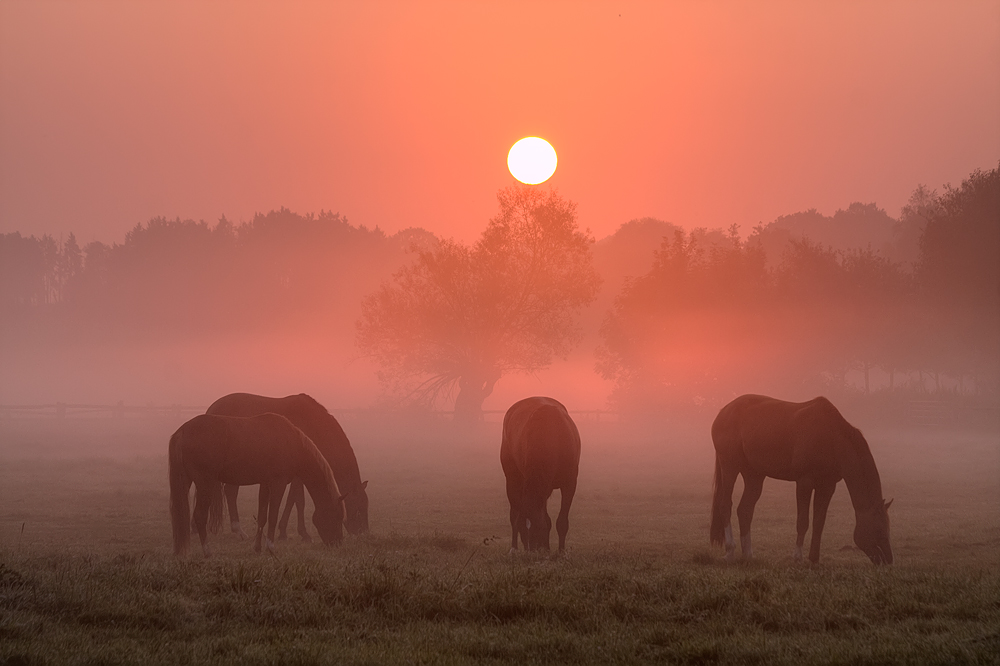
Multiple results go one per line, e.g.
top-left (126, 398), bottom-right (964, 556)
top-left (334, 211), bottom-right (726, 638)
top-left (1, 1), bottom-right (998, 245)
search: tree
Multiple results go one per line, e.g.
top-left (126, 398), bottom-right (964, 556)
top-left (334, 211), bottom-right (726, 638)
top-left (356, 185), bottom-right (601, 420)
top-left (0, 232), bottom-right (46, 307)
top-left (595, 227), bottom-right (771, 410)
top-left (56, 233), bottom-right (83, 303)
top-left (916, 164), bottom-right (1000, 394)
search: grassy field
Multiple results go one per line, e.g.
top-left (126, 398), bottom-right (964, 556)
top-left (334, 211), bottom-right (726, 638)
top-left (1, 413), bottom-right (998, 665)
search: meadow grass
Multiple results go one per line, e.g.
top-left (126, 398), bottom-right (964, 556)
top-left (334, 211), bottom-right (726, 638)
top-left (1, 415), bottom-right (998, 664)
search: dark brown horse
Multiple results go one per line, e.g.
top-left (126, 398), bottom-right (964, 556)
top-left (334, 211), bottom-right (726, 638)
top-left (710, 394), bottom-right (893, 564)
top-left (169, 413), bottom-right (344, 557)
top-left (501, 397), bottom-right (581, 552)
top-left (206, 393), bottom-right (369, 539)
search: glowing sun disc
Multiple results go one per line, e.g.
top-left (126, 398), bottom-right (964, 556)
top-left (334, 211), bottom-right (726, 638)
top-left (507, 137), bottom-right (557, 184)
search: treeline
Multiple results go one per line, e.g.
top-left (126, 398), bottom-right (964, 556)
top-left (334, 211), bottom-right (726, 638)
top-left (596, 167), bottom-right (999, 408)
top-left (1, 165), bottom-right (997, 409)
top-left (1, 209), bottom-right (436, 340)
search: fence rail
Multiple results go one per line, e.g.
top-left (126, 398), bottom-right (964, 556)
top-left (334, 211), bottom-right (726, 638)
top-left (4, 401), bottom-right (993, 425)
top-left (0, 403), bottom-right (619, 422)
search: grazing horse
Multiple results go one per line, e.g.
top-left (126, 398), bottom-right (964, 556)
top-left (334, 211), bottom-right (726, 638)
top-left (169, 413), bottom-right (344, 557)
top-left (501, 397), bottom-right (581, 552)
top-left (206, 393), bottom-right (369, 539)
top-left (710, 394), bottom-right (893, 565)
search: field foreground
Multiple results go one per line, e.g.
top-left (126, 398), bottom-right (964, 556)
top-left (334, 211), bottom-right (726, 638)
top-left (1, 414), bottom-right (998, 665)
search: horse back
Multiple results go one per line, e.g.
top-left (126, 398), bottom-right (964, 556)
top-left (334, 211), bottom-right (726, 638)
top-left (713, 394), bottom-right (851, 481)
top-left (502, 397), bottom-right (580, 491)
top-left (175, 413), bottom-right (305, 485)
top-left (207, 392), bottom-right (360, 482)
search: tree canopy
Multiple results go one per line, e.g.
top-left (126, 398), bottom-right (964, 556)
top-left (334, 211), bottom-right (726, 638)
top-left (356, 185), bottom-right (601, 419)
top-left (596, 165), bottom-right (999, 410)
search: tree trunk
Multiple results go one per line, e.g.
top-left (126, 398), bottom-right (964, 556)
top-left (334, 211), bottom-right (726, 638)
top-left (453, 369), bottom-right (501, 422)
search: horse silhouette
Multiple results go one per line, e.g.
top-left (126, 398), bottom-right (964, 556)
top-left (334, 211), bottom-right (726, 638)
top-left (168, 413), bottom-right (344, 557)
top-left (501, 397), bottom-right (581, 552)
top-left (710, 394), bottom-right (893, 564)
top-left (206, 393), bottom-right (369, 539)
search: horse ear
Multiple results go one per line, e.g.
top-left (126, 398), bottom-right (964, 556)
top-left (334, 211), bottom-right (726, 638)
top-left (884, 498), bottom-right (893, 511)
top-left (361, 480), bottom-right (368, 490)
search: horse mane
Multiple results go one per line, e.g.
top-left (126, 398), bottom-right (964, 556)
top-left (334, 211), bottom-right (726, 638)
top-left (295, 426), bottom-right (340, 499)
top-left (812, 397), bottom-right (873, 458)
top-left (845, 423), bottom-right (873, 459)
top-left (838, 414), bottom-right (884, 510)
top-left (293, 393), bottom-right (347, 441)
top-left (295, 393), bottom-right (332, 418)
top-left (809, 397), bottom-right (883, 507)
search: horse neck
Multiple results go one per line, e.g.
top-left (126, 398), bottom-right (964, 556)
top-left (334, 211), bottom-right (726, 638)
top-left (310, 417), bottom-right (362, 491)
top-left (295, 439), bottom-right (338, 508)
top-left (839, 429), bottom-right (883, 514)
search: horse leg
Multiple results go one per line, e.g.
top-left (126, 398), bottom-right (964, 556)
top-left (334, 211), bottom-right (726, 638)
top-left (508, 504), bottom-right (522, 552)
top-left (286, 480), bottom-right (311, 542)
top-left (192, 484), bottom-right (213, 558)
top-left (505, 474), bottom-right (525, 552)
top-left (556, 481), bottom-right (576, 553)
top-left (254, 483), bottom-right (269, 554)
top-left (737, 473), bottom-right (765, 560)
top-left (716, 467), bottom-right (740, 561)
top-left (541, 499), bottom-right (553, 551)
top-left (808, 481), bottom-right (837, 564)
top-left (224, 484), bottom-right (248, 539)
top-left (795, 480), bottom-right (814, 561)
top-left (265, 483), bottom-right (286, 553)
top-left (277, 480), bottom-right (298, 541)
top-left (295, 483), bottom-right (311, 542)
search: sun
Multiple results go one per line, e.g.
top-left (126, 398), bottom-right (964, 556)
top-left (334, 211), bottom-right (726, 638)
top-left (507, 137), bottom-right (557, 185)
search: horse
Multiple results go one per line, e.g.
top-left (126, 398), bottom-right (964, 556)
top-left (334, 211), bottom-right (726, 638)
top-left (500, 397), bottom-right (581, 552)
top-left (206, 393), bottom-right (369, 539)
top-left (168, 413), bottom-right (344, 557)
top-left (710, 394), bottom-right (893, 565)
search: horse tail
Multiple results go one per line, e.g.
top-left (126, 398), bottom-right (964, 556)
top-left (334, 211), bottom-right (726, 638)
top-left (207, 482), bottom-right (224, 535)
top-left (710, 453), bottom-right (726, 547)
top-left (168, 430), bottom-right (191, 556)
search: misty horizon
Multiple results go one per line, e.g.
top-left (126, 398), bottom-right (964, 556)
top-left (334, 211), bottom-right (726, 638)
top-left (3, 166), bottom-right (996, 416)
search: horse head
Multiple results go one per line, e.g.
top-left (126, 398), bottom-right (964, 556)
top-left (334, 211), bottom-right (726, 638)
top-left (854, 498), bottom-right (893, 565)
top-left (524, 501), bottom-right (553, 551)
top-left (342, 480), bottom-right (370, 535)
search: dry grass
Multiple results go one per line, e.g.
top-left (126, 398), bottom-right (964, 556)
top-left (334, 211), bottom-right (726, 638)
top-left (1, 414), bottom-right (998, 665)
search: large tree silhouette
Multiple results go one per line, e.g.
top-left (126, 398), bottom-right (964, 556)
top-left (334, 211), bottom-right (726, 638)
top-left (356, 185), bottom-right (601, 420)
top-left (916, 164), bottom-right (1000, 392)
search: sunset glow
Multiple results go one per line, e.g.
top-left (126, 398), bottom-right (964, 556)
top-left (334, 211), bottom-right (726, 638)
top-left (0, 3), bottom-right (998, 662)
top-left (507, 137), bottom-right (557, 185)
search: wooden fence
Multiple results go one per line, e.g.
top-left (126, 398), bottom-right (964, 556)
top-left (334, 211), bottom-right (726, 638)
top-left (0, 403), bottom-right (619, 423)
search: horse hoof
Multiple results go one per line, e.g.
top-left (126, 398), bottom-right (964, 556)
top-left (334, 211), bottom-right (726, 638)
top-left (300, 534), bottom-right (313, 544)
top-left (277, 533), bottom-right (288, 542)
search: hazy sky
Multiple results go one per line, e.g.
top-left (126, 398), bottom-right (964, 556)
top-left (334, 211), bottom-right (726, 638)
top-left (1, 1), bottom-right (998, 246)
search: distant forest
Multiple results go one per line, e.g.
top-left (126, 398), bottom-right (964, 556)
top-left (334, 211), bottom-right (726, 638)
top-left (2, 165), bottom-right (997, 410)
